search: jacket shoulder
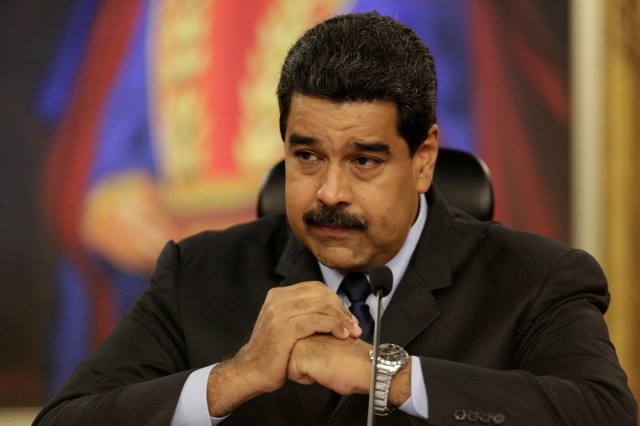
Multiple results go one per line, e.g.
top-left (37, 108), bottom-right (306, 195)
top-left (450, 208), bottom-right (578, 262)
top-left (175, 214), bottom-right (290, 267)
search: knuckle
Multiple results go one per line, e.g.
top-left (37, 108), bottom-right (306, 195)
top-left (264, 288), bottom-right (278, 303)
top-left (293, 319), bottom-right (308, 335)
top-left (263, 303), bottom-right (278, 318)
top-left (292, 298), bottom-right (308, 311)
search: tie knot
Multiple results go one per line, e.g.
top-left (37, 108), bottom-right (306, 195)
top-left (340, 272), bottom-right (371, 303)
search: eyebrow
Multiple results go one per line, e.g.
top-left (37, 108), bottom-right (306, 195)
top-left (349, 140), bottom-right (390, 155)
top-left (288, 133), bottom-right (318, 146)
top-left (288, 133), bottom-right (390, 155)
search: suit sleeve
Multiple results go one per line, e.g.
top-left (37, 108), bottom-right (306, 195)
top-left (419, 249), bottom-right (637, 425)
top-left (34, 241), bottom-right (193, 424)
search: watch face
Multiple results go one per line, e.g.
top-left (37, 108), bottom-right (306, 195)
top-left (379, 343), bottom-right (409, 364)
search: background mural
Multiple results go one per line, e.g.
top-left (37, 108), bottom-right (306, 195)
top-left (0, 0), bottom-right (575, 407)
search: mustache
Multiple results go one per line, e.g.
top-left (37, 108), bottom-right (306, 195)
top-left (303, 206), bottom-right (368, 229)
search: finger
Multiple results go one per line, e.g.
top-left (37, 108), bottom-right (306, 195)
top-left (287, 355), bottom-right (314, 384)
top-left (290, 373), bottom-right (315, 385)
top-left (278, 296), bottom-right (361, 337)
top-left (287, 360), bottom-right (315, 385)
top-left (285, 312), bottom-right (364, 341)
top-left (264, 284), bottom-right (358, 331)
top-left (270, 282), bottom-right (350, 316)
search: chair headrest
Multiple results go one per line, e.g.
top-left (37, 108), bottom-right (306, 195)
top-left (257, 147), bottom-right (494, 221)
top-left (432, 148), bottom-right (494, 221)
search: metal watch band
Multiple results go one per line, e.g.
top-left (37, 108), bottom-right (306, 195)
top-left (370, 343), bottom-right (409, 416)
top-left (373, 367), bottom-right (396, 415)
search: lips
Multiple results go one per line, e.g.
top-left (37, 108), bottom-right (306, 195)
top-left (310, 223), bottom-right (363, 239)
top-left (321, 223), bottom-right (353, 229)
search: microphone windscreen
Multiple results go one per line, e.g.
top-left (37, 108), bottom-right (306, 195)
top-left (369, 265), bottom-right (393, 297)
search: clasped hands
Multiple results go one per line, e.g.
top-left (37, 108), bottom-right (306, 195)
top-left (207, 281), bottom-right (378, 417)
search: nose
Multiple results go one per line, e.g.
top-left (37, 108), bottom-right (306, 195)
top-left (316, 163), bottom-right (352, 207)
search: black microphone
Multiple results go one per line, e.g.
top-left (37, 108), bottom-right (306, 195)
top-left (370, 264), bottom-right (393, 298)
top-left (367, 265), bottom-right (393, 426)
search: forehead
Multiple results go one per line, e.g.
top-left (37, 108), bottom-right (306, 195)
top-left (286, 93), bottom-right (402, 148)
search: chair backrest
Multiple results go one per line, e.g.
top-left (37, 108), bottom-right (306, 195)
top-left (257, 147), bottom-right (494, 221)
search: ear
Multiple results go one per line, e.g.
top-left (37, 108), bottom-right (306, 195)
top-left (414, 125), bottom-right (439, 193)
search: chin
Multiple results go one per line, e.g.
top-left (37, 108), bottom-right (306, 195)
top-left (314, 248), bottom-right (370, 272)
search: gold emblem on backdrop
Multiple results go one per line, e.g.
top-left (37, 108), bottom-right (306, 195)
top-left (147, 0), bottom-right (348, 227)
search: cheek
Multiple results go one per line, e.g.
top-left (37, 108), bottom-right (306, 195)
top-left (358, 190), bottom-right (396, 227)
top-left (284, 188), bottom-right (299, 218)
top-left (361, 180), bottom-right (416, 230)
top-left (285, 179), bottom-right (313, 216)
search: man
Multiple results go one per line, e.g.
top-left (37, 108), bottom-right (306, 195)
top-left (35, 12), bottom-right (636, 425)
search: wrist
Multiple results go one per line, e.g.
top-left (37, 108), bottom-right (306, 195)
top-left (388, 358), bottom-right (412, 407)
top-left (206, 356), bottom-right (265, 417)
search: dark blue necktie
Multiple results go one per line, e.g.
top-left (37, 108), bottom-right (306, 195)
top-left (339, 272), bottom-right (374, 342)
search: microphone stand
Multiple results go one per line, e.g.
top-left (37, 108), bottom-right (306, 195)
top-left (367, 289), bottom-right (384, 426)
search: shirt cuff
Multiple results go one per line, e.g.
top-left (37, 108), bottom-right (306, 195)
top-left (171, 364), bottom-right (229, 425)
top-left (398, 356), bottom-right (429, 419)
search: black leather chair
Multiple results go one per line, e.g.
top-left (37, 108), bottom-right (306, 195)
top-left (257, 148), bottom-right (494, 221)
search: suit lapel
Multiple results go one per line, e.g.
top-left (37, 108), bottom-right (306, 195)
top-left (275, 225), bottom-right (321, 285)
top-left (381, 188), bottom-right (454, 346)
top-left (380, 266), bottom-right (441, 347)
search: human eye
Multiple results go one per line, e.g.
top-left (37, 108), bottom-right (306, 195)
top-left (295, 150), bottom-right (319, 162)
top-left (353, 156), bottom-right (381, 169)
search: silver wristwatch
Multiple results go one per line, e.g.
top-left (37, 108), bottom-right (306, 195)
top-left (369, 343), bottom-right (409, 416)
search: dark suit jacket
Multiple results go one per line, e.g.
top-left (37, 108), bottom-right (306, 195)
top-left (35, 188), bottom-right (637, 425)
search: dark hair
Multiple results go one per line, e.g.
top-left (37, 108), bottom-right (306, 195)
top-left (277, 11), bottom-right (437, 155)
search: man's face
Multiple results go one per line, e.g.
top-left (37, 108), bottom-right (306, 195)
top-left (284, 93), bottom-right (438, 272)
